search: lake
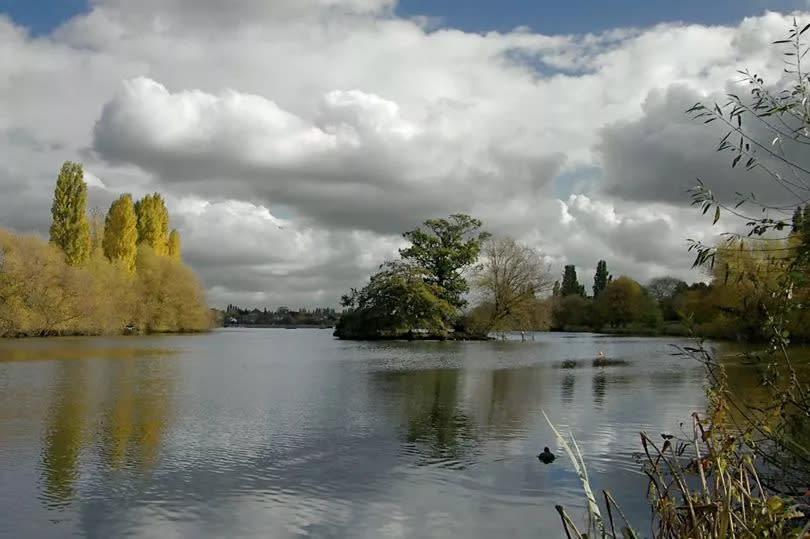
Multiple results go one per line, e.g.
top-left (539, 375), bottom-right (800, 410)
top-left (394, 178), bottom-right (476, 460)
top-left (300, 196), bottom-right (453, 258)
top-left (0, 329), bottom-right (719, 538)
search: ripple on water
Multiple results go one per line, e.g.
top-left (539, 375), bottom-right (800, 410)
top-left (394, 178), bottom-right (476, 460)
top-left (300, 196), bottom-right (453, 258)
top-left (0, 331), bottom-right (719, 538)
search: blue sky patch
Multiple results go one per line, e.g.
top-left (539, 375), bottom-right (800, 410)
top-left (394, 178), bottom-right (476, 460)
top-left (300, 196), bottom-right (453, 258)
top-left (1, 0), bottom-right (89, 35)
top-left (397, 0), bottom-right (805, 34)
top-left (2, 0), bottom-right (807, 37)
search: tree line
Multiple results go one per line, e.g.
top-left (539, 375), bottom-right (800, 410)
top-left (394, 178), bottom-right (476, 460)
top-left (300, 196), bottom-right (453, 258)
top-left (0, 161), bottom-right (212, 336)
top-left (548, 205), bottom-right (810, 343)
top-left (222, 305), bottom-right (339, 327)
top-left (334, 207), bottom-right (810, 342)
top-left (332, 214), bottom-right (653, 339)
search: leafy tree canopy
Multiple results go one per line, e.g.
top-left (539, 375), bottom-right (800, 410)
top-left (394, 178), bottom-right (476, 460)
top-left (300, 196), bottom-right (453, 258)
top-left (103, 194), bottom-right (138, 275)
top-left (399, 214), bottom-right (490, 309)
top-left (560, 265), bottom-right (585, 297)
top-left (49, 161), bottom-right (90, 266)
top-left (335, 263), bottom-right (456, 339)
top-left (134, 193), bottom-right (170, 255)
top-left (592, 260), bottom-right (610, 298)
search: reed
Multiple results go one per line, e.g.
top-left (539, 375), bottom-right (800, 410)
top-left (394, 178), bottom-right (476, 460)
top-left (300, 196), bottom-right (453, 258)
top-left (546, 388), bottom-right (809, 538)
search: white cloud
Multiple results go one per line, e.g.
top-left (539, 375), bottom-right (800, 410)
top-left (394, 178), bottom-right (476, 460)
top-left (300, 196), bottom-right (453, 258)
top-left (0, 5), bottom-right (805, 306)
top-left (95, 77), bottom-right (339, 171)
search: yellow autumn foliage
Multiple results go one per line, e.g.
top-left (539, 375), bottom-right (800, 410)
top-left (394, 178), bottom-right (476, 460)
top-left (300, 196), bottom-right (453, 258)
top-left (0, 227), bottom-right (211, 337)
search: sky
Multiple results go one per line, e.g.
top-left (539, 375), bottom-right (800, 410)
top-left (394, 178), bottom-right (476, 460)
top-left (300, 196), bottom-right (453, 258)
top-left (4, 0), bottom-right (805, 35)
top-left (1, 0), bottom-right (806, 308)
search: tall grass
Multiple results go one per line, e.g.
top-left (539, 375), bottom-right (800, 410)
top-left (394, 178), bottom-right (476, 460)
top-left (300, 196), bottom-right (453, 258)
top-left (542, 410), bottom-right (637, 539)
top-left (546, 391), bottom-right (810, 538)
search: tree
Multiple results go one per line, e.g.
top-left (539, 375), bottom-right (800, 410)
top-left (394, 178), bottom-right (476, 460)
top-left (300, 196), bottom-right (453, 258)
top-left (399, 214), bottom-right (490, 309)
top-left (167, 229), bottom-right (181, 260)
top-left (103, 194), bottom-right (138, 274)
top-left (594, 276), bottom-right (659, 328)
top-left (551, 294), bottom-right (592, 330)
top-left (0, 230), bottom-right (88, 336)
top-left (692, 241), bottom-right (793, 341)
top-left (134, 244), bottom-right (211, 332)
top-left (645, 276), bottom-right (687, 303)
top-left (335, 263), bottom-right (455, 339)
top-left (592, 260), bottom-right (609, 298)
top-left (645, 276), bottom-right (688, 321)
top-left (88, 207), bottom-right (104, 257)
top-left (134, 193), bottom-right (169, 255)
top-left (560, 265), bottom-right (585, 297)
top-left (475, 237), bottom-right (552, 331)
top-left (49, 161), bottom-right (91, 266)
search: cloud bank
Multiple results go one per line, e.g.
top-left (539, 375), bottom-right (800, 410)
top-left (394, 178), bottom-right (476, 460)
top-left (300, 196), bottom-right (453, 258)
top-left (0, 4), bottom-right (803, 306)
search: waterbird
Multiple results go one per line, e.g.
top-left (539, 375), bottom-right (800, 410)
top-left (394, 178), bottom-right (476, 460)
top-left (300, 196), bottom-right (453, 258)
top-left (537, 447), bottom-right (556, 464)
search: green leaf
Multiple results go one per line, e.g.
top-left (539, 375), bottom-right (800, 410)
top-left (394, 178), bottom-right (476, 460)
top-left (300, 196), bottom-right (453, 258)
top-left (713, 206), bottom-right (721, 225)
top-left (766, 496), bottom-right (783, 513)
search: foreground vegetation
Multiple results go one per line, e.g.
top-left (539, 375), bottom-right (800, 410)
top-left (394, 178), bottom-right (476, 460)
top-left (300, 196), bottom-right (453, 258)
top-left (0, 162), bottom-right (212, 337)
top-left (552, 23), bottom-right (810, 538)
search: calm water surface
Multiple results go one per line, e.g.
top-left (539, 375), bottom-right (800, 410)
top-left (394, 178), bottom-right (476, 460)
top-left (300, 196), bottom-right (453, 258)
top-left (0, 329), bottom-right (721, 538)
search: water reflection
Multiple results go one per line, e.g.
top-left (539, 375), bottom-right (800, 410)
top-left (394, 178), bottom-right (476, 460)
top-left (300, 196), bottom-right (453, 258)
top-left (1, 332), bottom-right (737, 538)
top-left (103, 360), bottom-right (136, 469)
top-left (592, 372), bottom-right (606, 408)
top-left (720, 356), bottom-right (810, 489)
top-left (100, 359), bottom-right (173, 471)
top-left (0, 341), bottom-right (176, 363)
top-left (561, 373), bottom-right (575, 404)
top-left (38, 356), bottom-right (174, 510)
top-left (377, 366), bottom-right (552, 463)
top-left (382, 369), bottom-right (475, 462)
top-left (40, 362), bottom-right (87, 507)
top-left (478, 368), bottom-right (543, 434)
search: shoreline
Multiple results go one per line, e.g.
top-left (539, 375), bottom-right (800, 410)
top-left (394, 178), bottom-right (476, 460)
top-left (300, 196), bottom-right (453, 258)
top-left (222, 324), bottom-right (334, 329)
top-left (0, 328), bottom-right (213, 339)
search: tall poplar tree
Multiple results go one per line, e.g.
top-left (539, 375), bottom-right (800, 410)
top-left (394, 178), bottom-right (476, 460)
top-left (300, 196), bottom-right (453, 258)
top-left (560, 265), bottom-right (585, 297)
top-left (49, 161), bottom-right (91, 265)
top-left (167, 229), bottom-right (181, 260)
top-left (103, 194), bottom-right (138, 274)
top-left (134, 193), bottom-right (170, 255)
top-left (593, 260), bottom-right (609, 298)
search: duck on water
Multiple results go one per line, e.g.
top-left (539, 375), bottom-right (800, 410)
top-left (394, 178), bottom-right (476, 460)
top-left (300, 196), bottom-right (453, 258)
top-left (537, 447), bottom-right (555, 464)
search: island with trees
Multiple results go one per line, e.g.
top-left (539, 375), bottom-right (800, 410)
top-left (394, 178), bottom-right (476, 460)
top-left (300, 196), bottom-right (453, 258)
top-left (0, 161), bottom-right (212, 337)
top-left (334, 214), bottom-right (490, 340)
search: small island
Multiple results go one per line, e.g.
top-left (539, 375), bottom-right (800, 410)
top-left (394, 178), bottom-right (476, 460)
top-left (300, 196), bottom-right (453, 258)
top-left (334, 214), bottom-right (491, 340)
top-left (335, 214), bottom-right (548, 341)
